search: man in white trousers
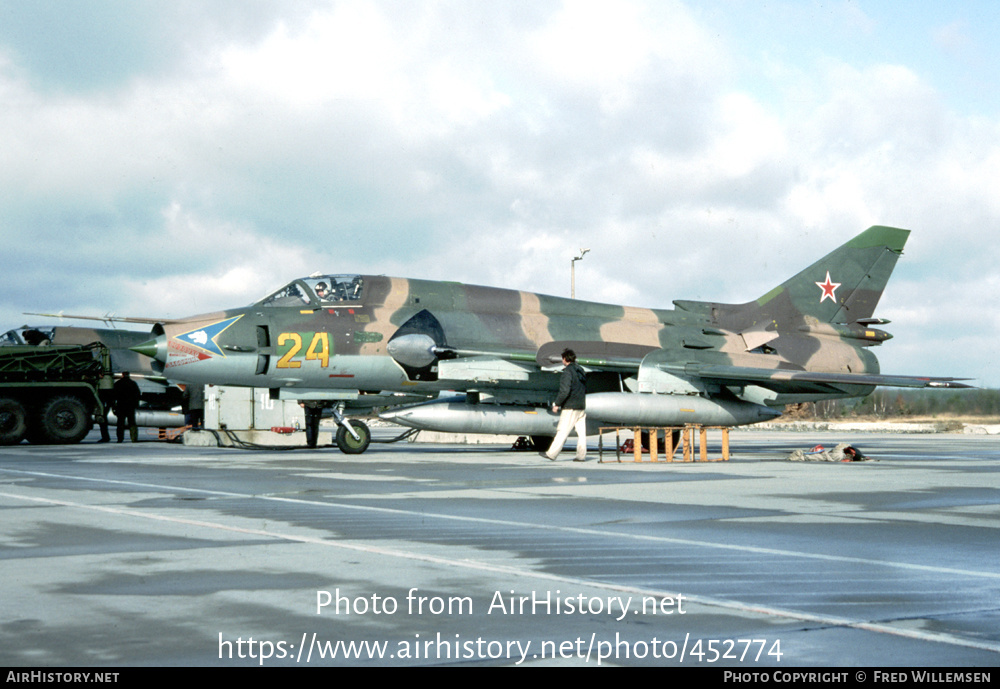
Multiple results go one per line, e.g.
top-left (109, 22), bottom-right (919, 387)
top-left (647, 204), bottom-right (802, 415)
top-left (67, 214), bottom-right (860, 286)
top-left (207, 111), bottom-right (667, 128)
top-left (542, 349), bottom-right (588, 462)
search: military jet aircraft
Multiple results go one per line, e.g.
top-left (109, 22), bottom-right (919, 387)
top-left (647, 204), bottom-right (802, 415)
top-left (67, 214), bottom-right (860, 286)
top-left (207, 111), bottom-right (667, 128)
top-left (110, 225), bottom-right (968, 454)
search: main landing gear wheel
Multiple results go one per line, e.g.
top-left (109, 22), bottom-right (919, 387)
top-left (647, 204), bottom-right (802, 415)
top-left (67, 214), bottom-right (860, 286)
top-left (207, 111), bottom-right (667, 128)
top-left (336, 420), bottom-right (371, 454)
top-left (640, 429), bottom-right (681, 452)
top-left (531, 435), bottom-right (554, 452)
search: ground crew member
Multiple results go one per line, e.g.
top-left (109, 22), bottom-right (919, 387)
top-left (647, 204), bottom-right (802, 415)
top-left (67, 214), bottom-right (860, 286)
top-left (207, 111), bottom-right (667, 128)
top-left (96, 372), bottom-right (114, 443)
top-left (113, 371), bottom-right (141, 443)
top-left (182, 384), bottom-right (205, 429)
top-left (542, 349), bottom-right (588, 462)
top-left (300, 401), bottom-right (323, 448)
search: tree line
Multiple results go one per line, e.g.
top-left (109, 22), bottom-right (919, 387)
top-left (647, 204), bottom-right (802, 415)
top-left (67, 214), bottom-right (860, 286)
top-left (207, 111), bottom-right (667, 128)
top-left (785, 388), bottom-right (1000, 420)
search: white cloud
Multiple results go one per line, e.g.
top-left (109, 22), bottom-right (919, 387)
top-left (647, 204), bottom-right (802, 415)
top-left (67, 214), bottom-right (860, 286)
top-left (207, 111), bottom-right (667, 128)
top-left (933, 20), bottom-right (972, 55)
top-left (0, 1), bottom-right (997, 387)
top-left (217, 4), bottom-right (400, 108)
top-left (118, 203), bottom-right (316, 316)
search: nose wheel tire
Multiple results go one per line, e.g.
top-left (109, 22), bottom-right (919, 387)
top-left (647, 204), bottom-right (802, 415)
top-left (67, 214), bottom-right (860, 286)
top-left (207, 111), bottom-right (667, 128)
top-left (336, 420), bottom-right (371, 454)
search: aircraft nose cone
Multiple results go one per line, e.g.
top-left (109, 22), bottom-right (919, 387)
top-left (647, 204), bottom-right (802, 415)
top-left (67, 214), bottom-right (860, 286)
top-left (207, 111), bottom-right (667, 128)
top-left (130, 336), bottom-right (166, 362)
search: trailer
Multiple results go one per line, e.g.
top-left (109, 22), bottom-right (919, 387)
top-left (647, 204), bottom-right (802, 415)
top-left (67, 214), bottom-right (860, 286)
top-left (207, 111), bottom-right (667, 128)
top-left (0, 342), bottom-right (111, 445)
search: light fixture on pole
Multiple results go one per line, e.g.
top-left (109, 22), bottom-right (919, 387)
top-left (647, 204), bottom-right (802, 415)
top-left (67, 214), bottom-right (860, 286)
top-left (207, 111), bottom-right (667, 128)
top-left (571, 248), bottom-right (590, 298)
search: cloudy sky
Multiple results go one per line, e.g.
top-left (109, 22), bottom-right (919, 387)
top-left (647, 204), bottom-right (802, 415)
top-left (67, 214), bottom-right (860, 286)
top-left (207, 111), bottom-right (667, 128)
top-left (1, 1), bottom-right (996, 386)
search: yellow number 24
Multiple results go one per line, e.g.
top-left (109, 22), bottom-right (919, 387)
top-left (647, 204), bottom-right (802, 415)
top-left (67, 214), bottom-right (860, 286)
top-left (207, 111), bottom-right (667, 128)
top-left (276, 332), bottom-right (330, 369)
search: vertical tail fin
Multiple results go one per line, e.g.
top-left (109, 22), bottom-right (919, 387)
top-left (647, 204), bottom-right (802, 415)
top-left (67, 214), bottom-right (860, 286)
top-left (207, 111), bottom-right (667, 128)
top-left (756, 225), bottom-right (909, 326)
top-left (676, 226), bottom-right (910, 332)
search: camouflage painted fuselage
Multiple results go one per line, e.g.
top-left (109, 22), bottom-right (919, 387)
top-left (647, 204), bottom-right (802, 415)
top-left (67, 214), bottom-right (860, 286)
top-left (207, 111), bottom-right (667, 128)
top-left (134, 226), bottom-right (967, 435)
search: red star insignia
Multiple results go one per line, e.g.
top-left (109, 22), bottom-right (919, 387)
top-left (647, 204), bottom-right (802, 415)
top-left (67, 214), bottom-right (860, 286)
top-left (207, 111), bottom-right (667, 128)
top-left (816, 271), bottom-right (841, 303)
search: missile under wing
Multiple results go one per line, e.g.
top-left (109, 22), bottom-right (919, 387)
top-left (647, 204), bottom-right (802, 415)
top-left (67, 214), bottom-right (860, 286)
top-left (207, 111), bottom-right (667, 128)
top-left (126, 226), bottom-right (969, 453)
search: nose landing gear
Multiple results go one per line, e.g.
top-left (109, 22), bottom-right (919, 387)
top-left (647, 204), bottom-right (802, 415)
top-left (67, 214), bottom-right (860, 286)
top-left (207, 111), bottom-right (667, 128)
top-left (331, 405), bottom-right (371, 454)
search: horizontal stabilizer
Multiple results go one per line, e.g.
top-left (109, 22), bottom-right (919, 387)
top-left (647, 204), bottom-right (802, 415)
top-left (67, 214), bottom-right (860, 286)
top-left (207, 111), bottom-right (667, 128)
top-left (685, 364), bottom-right (974, 391)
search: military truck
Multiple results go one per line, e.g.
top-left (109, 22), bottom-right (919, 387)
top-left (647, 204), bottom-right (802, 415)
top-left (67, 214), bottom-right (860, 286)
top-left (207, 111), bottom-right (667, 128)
top-left (0, 342), bottom-right (111, 445)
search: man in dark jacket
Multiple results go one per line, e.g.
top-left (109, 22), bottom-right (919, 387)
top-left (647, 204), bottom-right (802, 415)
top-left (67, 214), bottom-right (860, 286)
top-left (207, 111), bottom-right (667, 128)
top-left (113, 371), bottom-right (141, 443)
top-left (542, 349), bottom-right (588, 461)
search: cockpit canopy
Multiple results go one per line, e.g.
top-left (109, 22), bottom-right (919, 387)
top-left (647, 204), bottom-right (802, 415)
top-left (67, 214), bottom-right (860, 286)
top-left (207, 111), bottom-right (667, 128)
top-left (257, 275), bottom-right (364, 307)
top-left (0, 326), bottom-right (54, 346)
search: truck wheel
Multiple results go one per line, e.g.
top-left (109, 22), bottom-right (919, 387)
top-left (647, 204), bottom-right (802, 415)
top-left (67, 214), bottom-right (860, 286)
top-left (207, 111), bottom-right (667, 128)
top-left (38, 395), bottom-right (91, 444)
top-left (0, 398), bottom-right (28, 445)
top-left (336, 421), bottom-right (371, 454)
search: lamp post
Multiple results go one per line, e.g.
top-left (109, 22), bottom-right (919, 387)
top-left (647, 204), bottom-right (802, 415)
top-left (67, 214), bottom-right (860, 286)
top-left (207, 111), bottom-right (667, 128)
top-left (571, 248), bottom-right (590, 298)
